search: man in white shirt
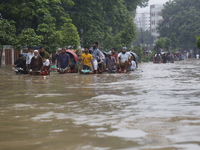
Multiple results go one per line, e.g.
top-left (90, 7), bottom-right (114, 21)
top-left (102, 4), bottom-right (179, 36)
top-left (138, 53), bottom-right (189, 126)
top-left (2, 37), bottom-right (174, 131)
top-left (117, 47), bottom-right (131, 72)
top-left (130, 60), bottom-right (136, 71)
top-left (196, 54), bottom-right (199, 59)
top-left (41, 58), bottom-right (50, 75)
top-left (26, 46), bottom-right (34, 70)
top-left (43, 59), bottom-right (50, 66)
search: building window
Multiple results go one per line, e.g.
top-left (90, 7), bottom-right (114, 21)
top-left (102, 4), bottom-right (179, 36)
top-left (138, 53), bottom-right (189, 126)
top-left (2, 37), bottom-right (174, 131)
top-left (151, 21), bottom-right (155, 25)
top-left (158, 12), bottom-right (162, 16)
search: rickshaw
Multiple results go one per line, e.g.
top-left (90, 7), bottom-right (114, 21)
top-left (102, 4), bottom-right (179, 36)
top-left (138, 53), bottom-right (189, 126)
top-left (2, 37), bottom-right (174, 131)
top-left (58, 49), bottom-right (79, 74)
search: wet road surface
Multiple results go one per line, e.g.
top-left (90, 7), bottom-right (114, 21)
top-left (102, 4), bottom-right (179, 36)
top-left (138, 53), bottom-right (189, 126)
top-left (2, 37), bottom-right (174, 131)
top-left (0, 60), bottom-right (200, 150)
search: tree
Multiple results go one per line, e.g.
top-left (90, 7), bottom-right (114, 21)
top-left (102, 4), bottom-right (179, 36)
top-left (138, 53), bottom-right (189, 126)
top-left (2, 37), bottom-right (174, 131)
top-left (157, 0), bottom-right (200, 49)
top-left (60, 23), bottom-right (80, 49)
top-left (133, 28), bottom-right (154, 46)
top-left (155, 38), bottom-right (166, 49)
top-left (0, 0), bottom-right (80, 52)
top-left (132, 45), bottom-right (143, 62)
top-left (69, 0), bottom-right (148, 50)
top-left (15, 28), bottom-right (43, 49)
top-left (165, 38), bottom-right (171, 50)
top-left (0, 19), bottom-right (16, 47)
top-left (0, 0), bottom-right (148, 52)
top-left (155, 37), bottom-right (171, 50)
top-left (196, 35), bottom-right (200, 49)
top-left (131, 44), bottom-right (154, 62)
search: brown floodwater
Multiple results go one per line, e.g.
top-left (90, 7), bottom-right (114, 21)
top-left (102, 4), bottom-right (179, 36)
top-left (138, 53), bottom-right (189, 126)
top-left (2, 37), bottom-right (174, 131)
top-left (0, 60), bottom-right (200, 150)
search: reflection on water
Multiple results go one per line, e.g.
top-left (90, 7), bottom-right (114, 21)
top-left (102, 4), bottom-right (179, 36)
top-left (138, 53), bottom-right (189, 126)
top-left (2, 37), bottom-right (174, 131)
top-left (0, 60), bottom-right (200, 150)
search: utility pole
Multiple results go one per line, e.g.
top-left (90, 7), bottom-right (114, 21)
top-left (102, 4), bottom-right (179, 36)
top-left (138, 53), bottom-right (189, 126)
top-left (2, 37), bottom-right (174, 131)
top-left (139, 18), bottom-right (144, 46)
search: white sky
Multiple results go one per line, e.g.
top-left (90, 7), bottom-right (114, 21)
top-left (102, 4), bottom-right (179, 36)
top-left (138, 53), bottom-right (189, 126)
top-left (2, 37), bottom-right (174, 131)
top-left (137, 0), bottom-right (169, 13)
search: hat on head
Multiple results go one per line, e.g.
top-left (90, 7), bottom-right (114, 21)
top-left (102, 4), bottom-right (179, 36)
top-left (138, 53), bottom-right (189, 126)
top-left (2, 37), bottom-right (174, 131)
top-left (122, 47), bottom-right (127, 50)
top-left (34, 50), bottom-right (39, 53)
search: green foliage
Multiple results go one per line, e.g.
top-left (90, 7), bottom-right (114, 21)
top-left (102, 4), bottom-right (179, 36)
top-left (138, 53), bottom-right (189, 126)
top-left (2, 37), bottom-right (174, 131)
top-left (69, 0), bottom-right (145, 50)
top-left (157, 0), bottom-right (200, 49)
top-left (131, 45), bottom-right (143, 63)
top-left (170, 33), bottom-right (178, 49)
top-left (155, 37), bottom-right (171, 50)
top-left (165, 38), bottom-right (171, 50)
top-left (130, 44), bottom-right (153, 62)
top-left (60, 23), bottom-right (80, 49)
top-left (0, 0), bottom-right (80, 52)
top-left (0, 19), bottom-right (16, 46)
top-left (144, 54), bottom-right (154, 62)
top-left (15, 28), bottom-right (43, 49)
top-left (196, 35), bottom-right (200, 49)
top-left (133, 28), bottom-right (155, 46)
top-left (155, 38), bottom-right (166, 49)
top-left (0, 0), bottom-right (148, 52)
top-left (82, 25), bottom-right (106, 45)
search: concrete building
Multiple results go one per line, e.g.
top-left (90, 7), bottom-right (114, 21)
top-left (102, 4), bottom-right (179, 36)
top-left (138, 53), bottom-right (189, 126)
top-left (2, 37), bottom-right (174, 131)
top-left (135, 12), bottom-right (150, 31)
top-left (150, 4), bottom-right (164, 38)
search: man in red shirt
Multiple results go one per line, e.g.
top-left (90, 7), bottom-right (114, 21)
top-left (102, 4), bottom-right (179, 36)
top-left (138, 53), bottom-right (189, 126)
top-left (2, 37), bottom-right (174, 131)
top-left (111, 48), bottom-right (118, 60)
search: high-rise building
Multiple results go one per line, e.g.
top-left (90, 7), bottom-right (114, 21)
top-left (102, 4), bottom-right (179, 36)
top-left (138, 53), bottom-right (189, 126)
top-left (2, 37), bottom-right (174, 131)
top-left (150, 4), bottom-right (164, 38)
top-left (135, 12), bottom-right (150, 31)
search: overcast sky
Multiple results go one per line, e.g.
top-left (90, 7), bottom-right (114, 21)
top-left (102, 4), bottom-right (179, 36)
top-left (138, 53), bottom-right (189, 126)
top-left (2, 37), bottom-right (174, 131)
top-left (137, 0), bottom-right (169, 13)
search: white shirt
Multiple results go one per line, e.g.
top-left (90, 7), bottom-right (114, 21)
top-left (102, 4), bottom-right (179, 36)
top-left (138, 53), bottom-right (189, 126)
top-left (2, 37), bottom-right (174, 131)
top-left (26, 52), bottom-right (34, 64)
top-left (130, 60), bottom-right (136, 70)
top-left (43, 59), bottom-right (50, 66)
top-left (100, 52), bottom-right (105, 60)
top-left (118, 52), bottom-right (131, 63)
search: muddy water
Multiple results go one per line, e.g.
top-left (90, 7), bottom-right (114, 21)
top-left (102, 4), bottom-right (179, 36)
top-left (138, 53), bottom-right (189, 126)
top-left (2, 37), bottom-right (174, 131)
top-left (0, 60), bottom-right (200, 150)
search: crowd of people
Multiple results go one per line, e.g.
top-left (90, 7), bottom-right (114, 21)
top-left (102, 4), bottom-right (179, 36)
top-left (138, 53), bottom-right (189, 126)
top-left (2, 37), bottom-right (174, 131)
top-left (153, 51), bottom-right (200, 64)
top-left (79, 42), bottom-right (137, 74)
top-left (153, 52), bottom-right (175, 63)
top-left (56, 42), bottom-right (137, 74)
top-left (14, 46), bottom-right (50, 75)
top-left (13, 42), bottom-right (137, 75)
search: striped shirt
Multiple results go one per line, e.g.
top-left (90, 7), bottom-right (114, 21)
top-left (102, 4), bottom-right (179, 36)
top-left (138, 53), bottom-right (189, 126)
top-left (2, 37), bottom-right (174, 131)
top-left (90, 47), bottom-right (102, 61)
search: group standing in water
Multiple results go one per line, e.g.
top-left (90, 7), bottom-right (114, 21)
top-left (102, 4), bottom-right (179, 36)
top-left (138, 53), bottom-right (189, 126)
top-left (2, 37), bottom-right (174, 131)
top-left (79, 42), bottom-right (137, 74)
top-left (14, 46), bottom-right (50, 75)
top-left (13, 42), bottom-right (137, 75)
top-left (153, 52), bottom-right (175, 64)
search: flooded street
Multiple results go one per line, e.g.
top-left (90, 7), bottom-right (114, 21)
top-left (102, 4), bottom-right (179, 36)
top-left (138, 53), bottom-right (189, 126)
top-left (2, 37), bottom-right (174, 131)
top-left (0, 60), bottom-right (200, 150)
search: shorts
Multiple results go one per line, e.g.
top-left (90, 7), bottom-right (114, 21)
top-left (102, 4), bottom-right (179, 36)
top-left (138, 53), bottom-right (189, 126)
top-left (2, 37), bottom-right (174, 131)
top-left (119, 60), bottom-right (129, 68)
top-left (119, 62), bottom-right (126, 68)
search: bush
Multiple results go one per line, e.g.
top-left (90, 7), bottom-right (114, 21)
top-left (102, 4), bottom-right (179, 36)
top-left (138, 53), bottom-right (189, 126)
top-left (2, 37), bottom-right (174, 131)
top-left (131, 45), bottom-right (154, 63)
top-left (196, 35), bottom-right (200, 49)
top-left (141, 53), bottom-right (154, 62)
